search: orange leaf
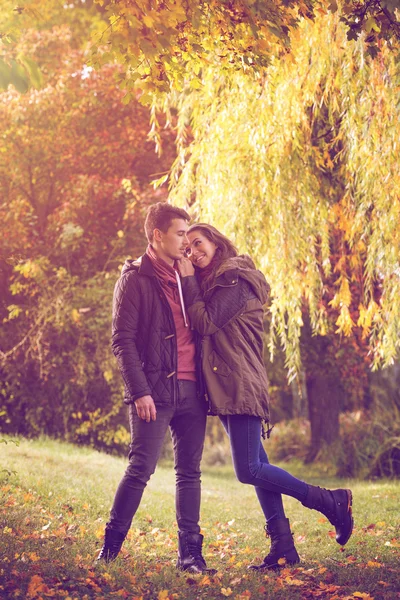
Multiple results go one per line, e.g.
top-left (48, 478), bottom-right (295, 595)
top-left (27, 575), bottom-right (49, 599)
top-left (328, 530), bottom-right (336, 538)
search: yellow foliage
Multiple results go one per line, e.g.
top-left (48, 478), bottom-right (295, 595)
top-left (336, 306), bottom-right (355, 336)
top-left (161, 12), bottom-right (400, 373)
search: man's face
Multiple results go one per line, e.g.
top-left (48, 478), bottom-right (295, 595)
top-left (156, 218), bottom-right (189, 261)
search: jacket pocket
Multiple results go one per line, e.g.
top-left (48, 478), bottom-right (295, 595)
top-left (208, 350), bottom-right (232, 377)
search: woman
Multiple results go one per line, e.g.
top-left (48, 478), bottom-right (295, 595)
top-left (179, 223), bottom-right (353, 570)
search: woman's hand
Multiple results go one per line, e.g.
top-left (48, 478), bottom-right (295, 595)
top-left (179, 256), bottom-right (195, 277)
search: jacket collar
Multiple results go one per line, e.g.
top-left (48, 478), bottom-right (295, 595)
top-left (138, 252), bottom-right (156, 277)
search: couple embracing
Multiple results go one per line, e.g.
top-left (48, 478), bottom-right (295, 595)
top-left (97, 202), bottom-right (353, 572)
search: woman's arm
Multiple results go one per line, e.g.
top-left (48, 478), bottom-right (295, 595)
top-left (181, 274), bottom-right (254, 336)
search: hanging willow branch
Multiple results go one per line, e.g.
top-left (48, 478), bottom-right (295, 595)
top-left (154, 13), bottom-right (400, 378)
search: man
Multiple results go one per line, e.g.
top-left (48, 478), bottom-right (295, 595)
top-left (97, 202), bottom-right (212, 574)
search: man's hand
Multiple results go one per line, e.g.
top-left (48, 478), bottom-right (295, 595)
top-left (134, 395), bottom-right (157, 422)
top-left (179, 257), bottom-right (195, 277)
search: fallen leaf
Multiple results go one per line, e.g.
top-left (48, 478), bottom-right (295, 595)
top-left (200, 575), bottom-right (211, 586)
top-left (328, 530), bottom-right (336, 538)
top-left (27, 575), bottom-right (50, 599)
top-left (221, 587), bottom-right (233, 596)
top-left (367, 561), bottom-right (382, 568)
top-left (234, 592), bottom-right (252, 599)
top-left (285, 578), bottom-right (305, 586)
top-left (27, 552), bottom-right (40, 562)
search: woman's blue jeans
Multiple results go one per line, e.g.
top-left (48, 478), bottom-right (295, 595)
top-left (219, 415), bottom-right (308, 523)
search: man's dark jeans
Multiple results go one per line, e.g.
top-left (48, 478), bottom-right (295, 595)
top-left (106, 380), bottom-right (207, 536)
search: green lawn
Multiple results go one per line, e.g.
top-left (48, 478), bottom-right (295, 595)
top-left (1, 436), bottom-right (399, 599)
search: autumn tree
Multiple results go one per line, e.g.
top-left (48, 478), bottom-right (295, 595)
top-left (2, 1), bottom-right (400, 93)
top-left (0, 25), bottom-right (175, 449)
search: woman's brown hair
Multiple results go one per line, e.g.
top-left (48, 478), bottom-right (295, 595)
top-left (187, 223), bottom-right (238, 285)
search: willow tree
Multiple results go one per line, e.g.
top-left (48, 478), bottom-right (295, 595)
top-left (149, 13), bottom-right (399, 454)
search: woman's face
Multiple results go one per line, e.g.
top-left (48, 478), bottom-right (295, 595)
top-left (187, 230), bottom-right (218, 269)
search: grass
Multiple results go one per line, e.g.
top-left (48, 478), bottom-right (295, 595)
top-left (1, 436), bottom-right (399, 599)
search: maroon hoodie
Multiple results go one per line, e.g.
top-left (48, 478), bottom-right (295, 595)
top-left (146, 245), bottom-right (196, 382)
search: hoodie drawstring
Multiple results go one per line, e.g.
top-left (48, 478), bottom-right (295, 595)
top-left (175, 271), bottom-right (188, 327)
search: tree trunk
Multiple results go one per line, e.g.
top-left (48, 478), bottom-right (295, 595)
top-left (305, 373), bottom-right (342, 463)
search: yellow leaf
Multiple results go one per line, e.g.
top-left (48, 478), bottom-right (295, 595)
top-left (286, 578), bottom-right (305, 586)
top-left (27, 552), bottom-right (40, 562)
top-left (221, 588), bottom-right (233, 597)
top-left (143, 16), bottom-right (154, 28)
top-left (335, 305), bottom-right (355, 336)
top-left (71, 308), bottom-right (80, 323)
top-left (158, 591), bottom-right (169, 600)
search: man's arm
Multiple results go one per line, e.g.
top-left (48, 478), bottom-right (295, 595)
top-left (111, 272), bottom-right (156, 420)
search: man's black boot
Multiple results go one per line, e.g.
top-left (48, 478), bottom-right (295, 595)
top-left (248, 518), bottom-right (300, 571)
top-left (96, 529), bottom-right (125, 563)
top-left (176, 531), bottom-right (216, 574)
top-left (301, 485), bottom-right (353, 545)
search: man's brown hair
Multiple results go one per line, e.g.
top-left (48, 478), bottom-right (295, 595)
top-left (144, 202), bottom-right (190, 243)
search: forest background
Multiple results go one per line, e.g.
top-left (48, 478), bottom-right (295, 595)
top-left (1, 0), bottom-right (400, 479)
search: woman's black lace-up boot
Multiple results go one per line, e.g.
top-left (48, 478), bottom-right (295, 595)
top-left (301, 485), bottom-right (353, 545)
top-left (248, 518), bottom-right (300, 571)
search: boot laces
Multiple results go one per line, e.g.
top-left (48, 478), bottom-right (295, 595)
top-left (187, 540), bottom-right (204, 562)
